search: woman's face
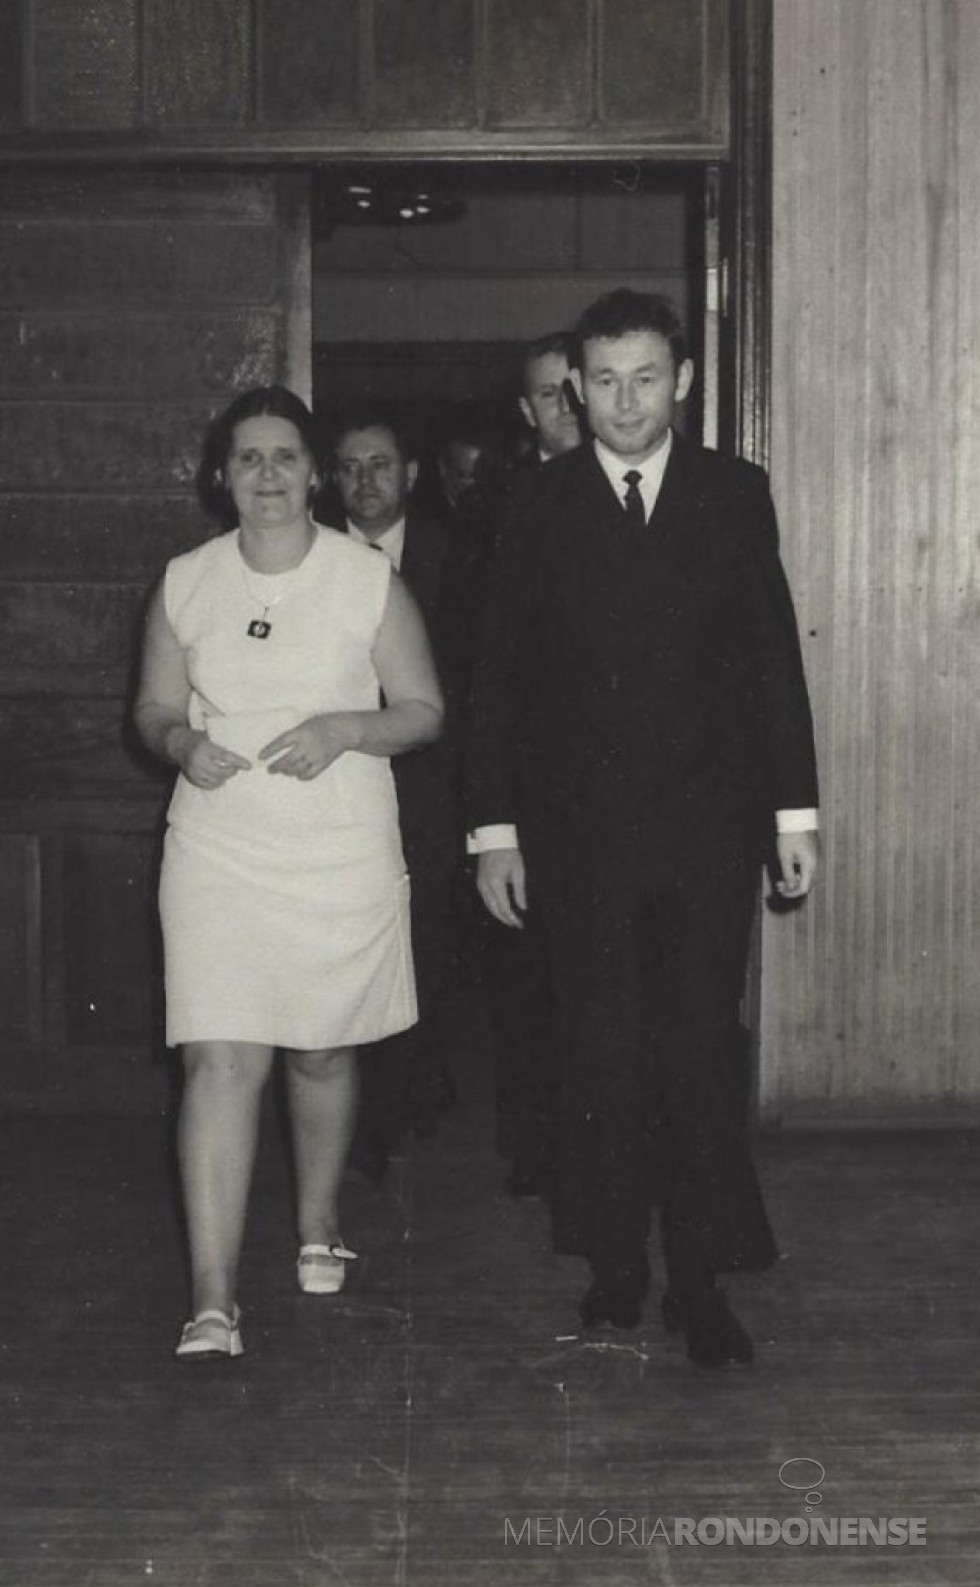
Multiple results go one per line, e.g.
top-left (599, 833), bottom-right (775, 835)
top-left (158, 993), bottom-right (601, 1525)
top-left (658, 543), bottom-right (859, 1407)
top-left (224, 415), bottom-right (317, 531)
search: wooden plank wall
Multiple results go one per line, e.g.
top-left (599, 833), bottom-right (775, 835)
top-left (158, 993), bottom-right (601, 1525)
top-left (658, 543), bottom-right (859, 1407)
top-left (0, 170), bottom-right (309, 1110)
top-left (0, 0), bottom-right (728, 159)
top-left (763, 0), bottom-right (980, 1119)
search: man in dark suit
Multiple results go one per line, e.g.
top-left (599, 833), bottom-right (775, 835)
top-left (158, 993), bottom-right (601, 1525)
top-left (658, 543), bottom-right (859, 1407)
top-left (329, 404), bottom-right (457, 1180)
top-left (466, 290), bottom-right (819, 1367)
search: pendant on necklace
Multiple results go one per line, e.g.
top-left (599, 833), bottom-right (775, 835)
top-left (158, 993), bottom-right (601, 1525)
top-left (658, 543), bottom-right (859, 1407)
top-left (247, 616), bottom-right (272, 639)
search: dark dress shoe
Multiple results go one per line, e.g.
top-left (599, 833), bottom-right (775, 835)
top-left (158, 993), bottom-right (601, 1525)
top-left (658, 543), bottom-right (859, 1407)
top-left (661, 1288), bottom-right (754, 1368)
top-left (579, 1273), bottom-right (647, 1330)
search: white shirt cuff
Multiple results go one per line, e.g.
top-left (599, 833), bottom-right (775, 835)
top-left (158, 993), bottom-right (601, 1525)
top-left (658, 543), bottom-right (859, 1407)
top-left (467, 824), bottom-right (519, 854)
top-left (776, 808), bottom-right (819, 834)
top-left (467, 814), bottom-right (817, 852)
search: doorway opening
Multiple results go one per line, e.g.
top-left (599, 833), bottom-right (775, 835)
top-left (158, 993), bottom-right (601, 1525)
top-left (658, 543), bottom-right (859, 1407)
top-left (311, 161), bottom-right (714, 512)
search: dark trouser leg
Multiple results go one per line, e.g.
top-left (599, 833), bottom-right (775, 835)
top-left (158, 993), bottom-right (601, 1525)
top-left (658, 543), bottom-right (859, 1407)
top-left (636, 861), bottom-right (777, 1296)
top-left (486, 914), bottom-right (558, 1184)
top-left (541, 856), bottom-right (775, 1288)
top-left (352, 854), bottom-right (456, 1172)
top-left (402, 853), bottom-right (457, 1135)
top-left (539, 888), bottom-right (653, 1284)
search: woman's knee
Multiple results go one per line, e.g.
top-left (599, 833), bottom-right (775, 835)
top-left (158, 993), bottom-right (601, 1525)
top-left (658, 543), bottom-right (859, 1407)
top-left (286, 1046), bottom-right (354, 1082)
top-left (182, 1041), bottom-right (274, 1092)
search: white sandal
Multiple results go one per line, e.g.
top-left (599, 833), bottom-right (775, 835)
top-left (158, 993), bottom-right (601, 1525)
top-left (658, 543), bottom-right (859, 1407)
top-left (298, 1242), bottom-right (358, 1295)
top-left (175, 1306), bottom-right (244, 1360)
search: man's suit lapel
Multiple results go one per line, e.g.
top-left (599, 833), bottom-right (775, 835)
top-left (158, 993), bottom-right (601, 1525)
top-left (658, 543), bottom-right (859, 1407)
top-left (647, 431), bottom-right (698, 537)
top-left (399, 509), bottom-right (419, 587)
top-left (400, 510), bottom-right (449, 623)
top-left (570, 446), bottom-right (630, 549)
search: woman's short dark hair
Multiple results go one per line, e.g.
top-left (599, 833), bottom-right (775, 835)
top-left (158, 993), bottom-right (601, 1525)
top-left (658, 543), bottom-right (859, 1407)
top-left (569, 289), bottom-right (688, 373)
top-left (196, 385), bottom-right (322, 527)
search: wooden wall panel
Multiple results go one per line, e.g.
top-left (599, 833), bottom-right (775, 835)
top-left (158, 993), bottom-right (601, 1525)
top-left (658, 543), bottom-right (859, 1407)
top-left (0, 312), bottom-right (279, 397)
top-left (0, 837), bottom-right (42, 1044)
top-left (484, 0), bottom-right (591, 128)
top-left (0, 225), bottom-right (279, 308)
top-left (766, 0), bottom-right (980, 1117)
top-left (0, 403), bottom-right (206, 490)
top-left (0, 0), bottom-right (24, 130)
top-left (143, 0), bottom-right (253, 126)
top-left (0, 169), bottom-right (278, 225)
top-left (258, 0), bottom-right (361, 126)
top-left (372, 0), bottom-right (477, 127)
top-left (0, 700), bottom-right (155, 796)
top-left (0, 498), bottom-right (210, 583)
top-left (32, 0), bottom-right (140, 129)
top-left (62, 833), bottom-right (162, 1045)
top-left (0, 583), bottom-right (144, 671)
top-left (0, 0), bottom-right (729, 156)
top-left (599, 0), bottom-right (721, 129)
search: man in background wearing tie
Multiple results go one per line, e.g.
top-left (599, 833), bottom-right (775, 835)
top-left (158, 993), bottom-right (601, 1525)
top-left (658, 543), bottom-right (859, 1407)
top-left (466, 289), bottom-right (819, 1368)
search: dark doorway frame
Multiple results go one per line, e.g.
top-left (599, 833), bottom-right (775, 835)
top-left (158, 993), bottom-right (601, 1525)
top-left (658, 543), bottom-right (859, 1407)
top-left (724, 0), bottom-right (773, 467)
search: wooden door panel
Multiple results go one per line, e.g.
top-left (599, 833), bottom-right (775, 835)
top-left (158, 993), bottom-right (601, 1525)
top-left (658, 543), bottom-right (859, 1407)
top-left (62, 832), bottom-right (163, 1047)
top-left (0, 170), bottom-right (308, 1111)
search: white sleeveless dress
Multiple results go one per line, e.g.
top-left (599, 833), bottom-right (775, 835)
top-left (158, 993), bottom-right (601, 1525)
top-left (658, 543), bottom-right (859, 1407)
top-left (158, 525), bottom-right (416, 1049)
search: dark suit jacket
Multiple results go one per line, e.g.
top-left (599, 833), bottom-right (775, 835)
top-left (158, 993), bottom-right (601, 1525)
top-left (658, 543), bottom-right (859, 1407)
top-left (466, 434), bottom-right (818, 894)
top-left (389, 508), bottom-right (456, 880)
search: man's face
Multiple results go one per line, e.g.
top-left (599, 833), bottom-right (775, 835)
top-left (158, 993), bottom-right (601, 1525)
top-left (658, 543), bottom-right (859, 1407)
top-left (519, 350), bottom-right (581, 459)
top-left (571, 330), bottom-right (693, 462)
top-left (333, 424), bottom-right (417, 536)
top-left (439, 440), bottom-right (483, 507)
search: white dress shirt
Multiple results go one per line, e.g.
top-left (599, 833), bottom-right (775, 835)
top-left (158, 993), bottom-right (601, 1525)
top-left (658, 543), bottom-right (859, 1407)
top-left (593, 430), bottom-right (673, 521)
top-left (468, 435), bottom-right (817, 852)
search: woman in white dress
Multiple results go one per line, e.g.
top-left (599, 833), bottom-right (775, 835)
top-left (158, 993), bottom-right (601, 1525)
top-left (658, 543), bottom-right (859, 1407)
top-left (134, 387), bottom-right (443, 1360)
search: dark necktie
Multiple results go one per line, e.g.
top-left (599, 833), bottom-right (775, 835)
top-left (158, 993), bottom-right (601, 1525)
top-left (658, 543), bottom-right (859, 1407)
top-left (622, 469), bottom-right (646, 531)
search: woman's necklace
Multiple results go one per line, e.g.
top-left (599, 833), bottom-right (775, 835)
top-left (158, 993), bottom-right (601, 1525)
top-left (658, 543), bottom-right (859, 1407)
top-left (238, 528), bottom-right (314, 640)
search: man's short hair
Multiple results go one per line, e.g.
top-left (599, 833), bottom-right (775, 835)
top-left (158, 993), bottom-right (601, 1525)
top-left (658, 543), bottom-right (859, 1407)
top-left (329, 400), bottom-right (417, 464)
top-left (569, 289), bottom-right (688, 372)
top-left (523, 330), bottom-right (570, 366)
top-left (521, 331), bottom-right (571, 392)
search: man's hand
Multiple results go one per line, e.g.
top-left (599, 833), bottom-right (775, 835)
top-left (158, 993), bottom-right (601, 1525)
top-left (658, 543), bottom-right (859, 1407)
top-left (476, 847), bottom-right (527, 929)
top-left (774, 829), bottom-right (820, 898)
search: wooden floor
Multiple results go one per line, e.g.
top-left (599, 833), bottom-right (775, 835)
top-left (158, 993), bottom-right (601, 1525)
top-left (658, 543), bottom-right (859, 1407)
top-left (2, 999), bottom-right (978, 1586)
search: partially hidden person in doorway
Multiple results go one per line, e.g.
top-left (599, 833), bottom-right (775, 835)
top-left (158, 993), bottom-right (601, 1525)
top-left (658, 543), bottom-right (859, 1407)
top-left (327, 402), bottom-right (460, 1185)
top-left (442, 332), bottom-right (583, 1200)
top-left (466, 290), bottom-right (819, 1368)
top-left (134, 385), bottom-right (443, 1360)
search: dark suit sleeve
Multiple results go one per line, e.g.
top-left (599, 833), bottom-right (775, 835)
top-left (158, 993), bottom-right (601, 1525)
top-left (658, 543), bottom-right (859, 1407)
top-left (463, 498), bottom-right (533, 834)
top-left (735, 464), bottom-right (819, 813)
